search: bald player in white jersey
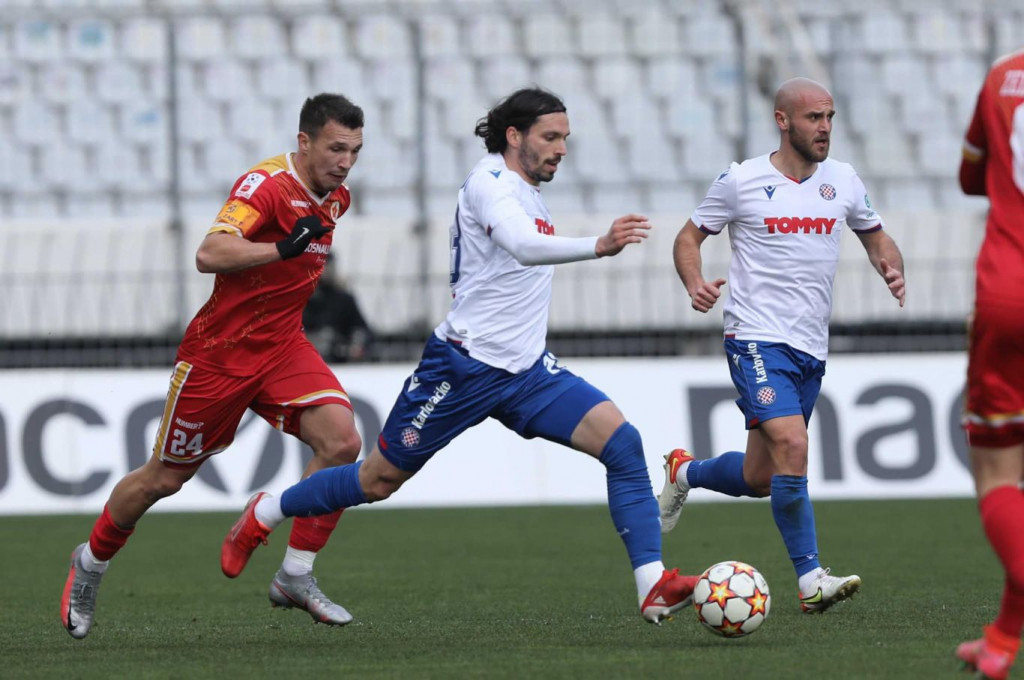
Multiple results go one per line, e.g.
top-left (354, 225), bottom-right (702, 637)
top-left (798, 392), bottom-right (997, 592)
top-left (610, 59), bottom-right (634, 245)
top-left (222, 87), bottom-right (702, 625)
top-left (659, 77), bottom-right (906, 614)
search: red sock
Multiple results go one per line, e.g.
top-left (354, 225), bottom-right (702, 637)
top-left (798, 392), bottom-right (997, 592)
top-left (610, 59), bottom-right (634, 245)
top-left (994, 578), bottom-right (1024, 639)
top-left (88, 505), bottom-right (135, 561)
top-left (288, 509), bottom-right (343, 552)
top-left (980, 486), bottom-right (1024, 639)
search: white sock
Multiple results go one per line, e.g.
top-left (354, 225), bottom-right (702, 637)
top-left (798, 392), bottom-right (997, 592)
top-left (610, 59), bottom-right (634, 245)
top-left (282, 547), bottom-right (317, 576)
top-left (635, 560), bottom-right (666, 604)
top-left (798, 567), bottom-right (824, 595)
top-left (254, 495), bottom-right (285, 528)
top-left (80, 543), bottom-right (109, 574)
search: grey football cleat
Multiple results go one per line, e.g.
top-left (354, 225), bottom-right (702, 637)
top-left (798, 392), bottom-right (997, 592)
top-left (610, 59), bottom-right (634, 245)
top-left (61, 543), bottom-right (105, 639)
top-left (268, 569), bottom-right (353, 626)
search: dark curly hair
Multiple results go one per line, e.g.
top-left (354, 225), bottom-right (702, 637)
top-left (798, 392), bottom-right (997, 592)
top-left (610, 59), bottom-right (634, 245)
top-left (474, 88), bottom-right (567, 153)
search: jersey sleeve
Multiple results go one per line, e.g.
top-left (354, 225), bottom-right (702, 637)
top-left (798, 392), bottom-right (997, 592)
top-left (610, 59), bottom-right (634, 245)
top-left (962, 84), bottom-right (989, 164)
top-left (690, 164), bottom-right (739, 235)
top-left (210, 170), bottom-right (277, 238)
top-left (846, 172), bottom-right (884, 233)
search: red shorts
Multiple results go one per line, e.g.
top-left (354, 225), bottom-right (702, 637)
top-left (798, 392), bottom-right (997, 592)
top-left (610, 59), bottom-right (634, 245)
top-left (964, 299), bottom-right (1024, 447)
top-left (155, 341), bottom-right (351, 466)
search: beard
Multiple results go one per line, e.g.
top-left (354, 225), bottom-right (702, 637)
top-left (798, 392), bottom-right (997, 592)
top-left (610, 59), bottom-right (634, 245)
top-left (518, 144), bottom-right (556, 184)
top-left (790, 129), bottom-right (829, 163)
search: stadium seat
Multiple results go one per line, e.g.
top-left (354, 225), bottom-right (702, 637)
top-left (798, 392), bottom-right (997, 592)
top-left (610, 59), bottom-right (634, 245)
top-left (629, 9), bottom-right (681, 57)
top-left (478, 55), bottom-right (531, 101)
top-left (910, 10), bottom-right (962, 54)
top-left (536, 59), bottom-right (588, 97)
top-left (665, 96), bottom-right (715, 142)
top-left (12, 101), bottom-right (60, 146)
top-left (66, 99), bottom-right (116, 145)
top-left (204, 138), bottom-right (248, 190)
top-left (291, 14), bottom-right (348, 59)
top-left (13, 19), bottom-right (63, 63)
top-left (681, 11), bottom-right (734, 56)
top-left (120, 16), bottom-right (168, 62)
top-left (311, 59), bottom-right (370, 104)
top-left (681, 134), bottom-right (736, 180)
top-left (96, 62), bottom-right (144, 104)
top-left (609, 92), bottom-right (661, 140)
top-left (522, 13), bottom-right (575, 57)
top-left (540, 183), bottom-right (587, 216)
top-left (366, 58), bottom-right (415, 105)
top-left (917, 132), bottom-right (961, 179)
top-left (231, 15), bottom-right (286, 60)
top-left (37, 63), bottom-right (87, 105)
top-left (203, 59), bottom-right (253, 103)
top-left (177, 98), bottom-right (223, 144)
top-left (419, 14), bottom-right (462, 58)
top-left (120, 194), bottom-right (173, 219)
top-left (0, 142), bottom-right (36, 194)
top-left (96, 142), bottom-right (145, 192)
top-left (626, 131), bottom-right (681, 182)
top-left (176, 16), bottom-right (227, 61)
top-left (861, 10), bottom-right (910, 55)
top-left (255, 57), bottom-right (312, 103)
top-left (67, 19), bottom-right (116, 63)
top-left (592, 56), bottom-right (643, 102)
top-left (646, 57), bottom-right (699, 103)
top-left (120, 100), bottom-right (168, 144)
top-left (881, 54), bottom-right (928, 97)
top-left (425, 57), bottom-right (476, 102)
top-left (465, 14), bottom-right (517, 57)
top-left (577, 13), bottom-right (627, 57)
top-left (354, 15), bottom-right (412, 59)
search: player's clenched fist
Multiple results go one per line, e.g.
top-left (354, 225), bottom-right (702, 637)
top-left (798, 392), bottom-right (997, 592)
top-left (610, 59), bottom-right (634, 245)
top-left (276, 216), bottom-right (330, 260)
top-left (596, 213), bottom-right (651, 257)
top-left (689, 277), bottom-right (727, 313)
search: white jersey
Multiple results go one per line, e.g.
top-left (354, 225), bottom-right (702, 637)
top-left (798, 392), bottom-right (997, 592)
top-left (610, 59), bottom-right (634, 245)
top-left (435, 154), bottom-right (559, 373)
top-left (691, 153), bottom-right (883, 361)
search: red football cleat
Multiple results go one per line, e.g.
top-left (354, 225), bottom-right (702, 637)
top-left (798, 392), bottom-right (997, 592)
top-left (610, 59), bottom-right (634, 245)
top-left (221, 492), bottom-right (272, 578)
top-left (641, 568), bottom-right (699, 624)
top-left (956, 626), bottom-right (1020, 680)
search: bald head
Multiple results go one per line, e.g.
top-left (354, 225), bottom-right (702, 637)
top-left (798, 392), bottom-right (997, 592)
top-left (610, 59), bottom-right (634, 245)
top-left (774, 77), bottom-right (833, 117)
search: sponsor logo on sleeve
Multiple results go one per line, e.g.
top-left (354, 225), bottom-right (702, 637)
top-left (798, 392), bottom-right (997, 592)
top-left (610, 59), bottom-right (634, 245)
top-left (214, 200), bottom-right (260, 231)
top-left (234, 172), bottom-right (266, 199)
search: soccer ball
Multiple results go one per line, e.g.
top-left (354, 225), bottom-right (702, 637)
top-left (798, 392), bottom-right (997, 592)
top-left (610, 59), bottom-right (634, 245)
top-left (692, 560), bottom-right (771, 637)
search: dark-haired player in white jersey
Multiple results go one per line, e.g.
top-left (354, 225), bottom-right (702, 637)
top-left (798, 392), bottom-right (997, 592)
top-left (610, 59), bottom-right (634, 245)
top-left (222, 87), bottom-right (701, 625)
top-left (659, 77), bottom-right (906, 614)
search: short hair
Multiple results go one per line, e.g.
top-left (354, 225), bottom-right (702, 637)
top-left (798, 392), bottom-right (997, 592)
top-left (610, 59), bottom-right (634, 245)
top-left (474, 87), bottom-right (567, 154)
top-left (299, 93), bottom-right (364, 138)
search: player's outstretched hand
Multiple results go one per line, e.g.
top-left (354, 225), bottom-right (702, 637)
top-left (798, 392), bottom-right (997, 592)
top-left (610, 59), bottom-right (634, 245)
top-left (880, 258), bottom-right (905, 307)
top-left (689, 278), bottom-right (727, 313)
top-left (595, 214), bottom-right (651, 257)
top-left (276, 216), bottom-right (330, 260)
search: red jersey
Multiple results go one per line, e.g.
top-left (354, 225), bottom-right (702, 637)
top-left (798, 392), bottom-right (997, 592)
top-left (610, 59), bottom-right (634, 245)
top-left (177, 153), bottom-right (351, 376)
top-left (962, 49), bottom-right (1024, 304)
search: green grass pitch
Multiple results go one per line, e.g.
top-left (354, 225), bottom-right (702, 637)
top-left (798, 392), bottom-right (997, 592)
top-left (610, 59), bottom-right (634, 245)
top-left (2, 499), bottom-right (1002, 679)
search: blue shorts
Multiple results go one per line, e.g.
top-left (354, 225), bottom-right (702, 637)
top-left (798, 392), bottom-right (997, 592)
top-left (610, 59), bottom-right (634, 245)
top-left (723, 338), bottom-right (826, 429)
top-left (377, 335), bottom-right (610, 471)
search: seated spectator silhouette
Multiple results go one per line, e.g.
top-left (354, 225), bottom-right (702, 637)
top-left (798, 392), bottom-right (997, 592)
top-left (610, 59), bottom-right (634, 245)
top-left (303, 254), bottom-right (374, 362)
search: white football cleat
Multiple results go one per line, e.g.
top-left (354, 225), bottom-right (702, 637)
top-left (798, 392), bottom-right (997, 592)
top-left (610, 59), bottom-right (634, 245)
top-left (658, 449), bottom-right (694, 534)
top-left (799, 568), bottom-right (861, 613)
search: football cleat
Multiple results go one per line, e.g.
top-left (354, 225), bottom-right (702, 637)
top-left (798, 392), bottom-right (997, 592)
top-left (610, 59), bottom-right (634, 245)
top-left (269, 569), bottom-right (353, 626)
top-left (61, 543), bottom-right (105, 639)
top-left (641, 568), bottom-right (699, 624)
top-left (221, 492), bottom-right (272, 578)
top-left (956, 626), bottom-right (1020, 680)
top-left (799, 568), bottom-right (861, 613)
top-left (658, 449), bottom-right (694, 534)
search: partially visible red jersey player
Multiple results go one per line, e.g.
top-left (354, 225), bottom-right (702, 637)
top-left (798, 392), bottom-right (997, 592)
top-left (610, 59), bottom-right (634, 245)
top-left (955, 49), bottom-right (1024, 680)
top-left (60, 93), bottom-right (366, 639)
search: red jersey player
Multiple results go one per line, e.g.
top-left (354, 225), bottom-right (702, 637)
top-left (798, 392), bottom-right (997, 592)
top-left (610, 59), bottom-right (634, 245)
top-left (955, 50), bottom-right (1024, 680)
top-left (61, 94), bottom-right (366, 639)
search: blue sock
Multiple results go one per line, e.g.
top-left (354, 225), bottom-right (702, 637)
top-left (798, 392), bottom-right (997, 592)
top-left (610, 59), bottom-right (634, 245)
top-left (600, 422), bottom-right (661, 570)
top-left (280, 460), bottom-right (367, 518)
top-left (686, 451), bottom-right (756, 497)
top-left (770, 474), bottom-right (820, 577)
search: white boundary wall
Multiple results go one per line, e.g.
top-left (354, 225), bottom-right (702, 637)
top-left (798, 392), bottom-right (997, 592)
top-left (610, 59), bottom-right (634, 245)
top-left (0, 352), bottom-right (973, 516)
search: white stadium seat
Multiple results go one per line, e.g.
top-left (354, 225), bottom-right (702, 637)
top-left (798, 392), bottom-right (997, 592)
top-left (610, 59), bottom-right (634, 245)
top-left (629, 9), bottom-right (680, 57)
top-left (13, 19), bottom-right (63, 63)
top-left (255, 57), bottom-right (312, 103)
top-left (311, 59), bottom-right (370, 104)
top-left (120, 17), bottom-right (168, 62)
top-left (230, 15), bottom-right (286, 61)
top-left (465, 14), bottom-right (517, 57)
top-left (175, 16), bottom-right (227, 61)
top-left (535, 59), bottom-right (588, 96)
top-left (478, 55), bottom-right (531, 101)
top-left (96, 62), bottom-right (144, 104)
top-left (577, 14), bottom-right (626, 58)
top-left (37, 63), bottom-right (87, 105)
top-left (12, 101), bottom-right (60, 145)
top-left (365, 58), bottom-right (414, 104)
top-left (425, 57), bottom-right (476, 102)
top-left (419, 14), bottom-right (462, 58)
top-left (354, 15), bottom-right (412, 59)
top-left (592, 56), bottom-right (643, 101)
top-left (120, 100), bottom-right (168, 144)
top-left (681, 11), bottom-right (734, 56)
top-left (176, 98), bottom-right (223, 144)
top-left (66, 99), bottom-right (116, 145)
top-left (522, 13), bottom-right (574, 58)
top-left (67, 19), bottom-right (116, 63)
top-left (291, 14), bottom-right (348, 59)
top-left (203, 59), bottom-right (253, 103)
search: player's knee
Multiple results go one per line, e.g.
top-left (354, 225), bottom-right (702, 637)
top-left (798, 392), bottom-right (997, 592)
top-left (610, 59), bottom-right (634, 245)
top-left (770, 432), bottom-right (809, 473)
top-left (142, 469), bottom-right (189, 503)
top-left (600, 421), bottom-right (645, 471)
top-left (314, 431), bottom-right (362, 467)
